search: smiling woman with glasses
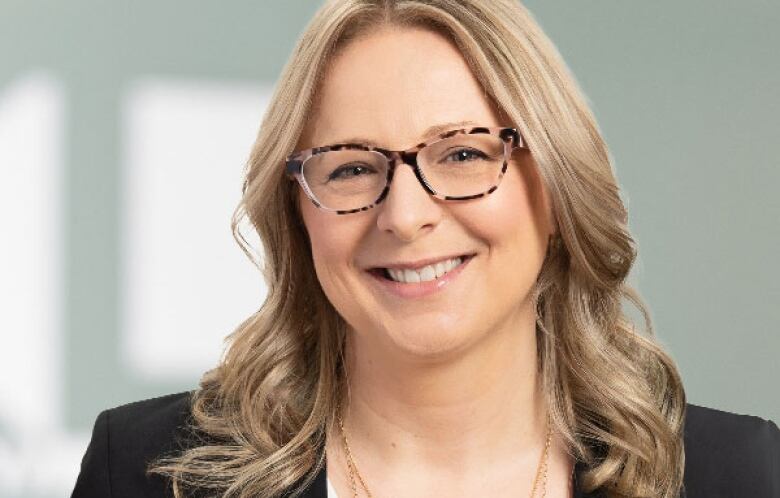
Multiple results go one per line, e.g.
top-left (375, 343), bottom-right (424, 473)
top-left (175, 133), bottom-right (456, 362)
top-left (72, 1), bottom-right (780, 498)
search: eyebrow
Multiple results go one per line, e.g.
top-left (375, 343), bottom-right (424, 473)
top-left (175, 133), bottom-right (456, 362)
top-left (332, 120), bottom-right (479, 148)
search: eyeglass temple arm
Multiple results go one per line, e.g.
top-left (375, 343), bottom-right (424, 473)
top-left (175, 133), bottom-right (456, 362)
top-left (286, 157), bottom-right (303, 177)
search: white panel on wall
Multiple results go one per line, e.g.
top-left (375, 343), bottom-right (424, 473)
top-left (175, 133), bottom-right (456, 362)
top-left (120, 78), bottom-right (271, 380)
top-left (0, 71), bottom-right (70, 493)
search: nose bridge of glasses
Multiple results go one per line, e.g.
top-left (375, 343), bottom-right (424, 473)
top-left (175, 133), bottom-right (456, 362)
top-left (384, 149), bottom-right (437, 196)
top-left (386, 149), bottom-right (418, 168)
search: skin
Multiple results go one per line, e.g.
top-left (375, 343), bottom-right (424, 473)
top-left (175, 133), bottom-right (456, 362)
top-left (296, 26), bottom-right (573, 497)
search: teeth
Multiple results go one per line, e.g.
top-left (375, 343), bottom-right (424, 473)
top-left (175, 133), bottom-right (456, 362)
top-left (386, 257), bottom-right (464, 284)
top-left (419, 265), bottom-right (436, 281)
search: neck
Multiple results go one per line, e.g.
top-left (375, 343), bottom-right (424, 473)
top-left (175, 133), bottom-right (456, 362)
top-left (335, 304), bottom-right (549, 474)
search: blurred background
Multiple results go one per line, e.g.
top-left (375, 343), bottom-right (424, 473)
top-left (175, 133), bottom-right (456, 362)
top-left (1, 1), bottom-right (778, 496)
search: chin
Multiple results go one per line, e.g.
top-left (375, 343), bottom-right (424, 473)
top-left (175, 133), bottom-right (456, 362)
top-left (379, 317), bottom-right (480, 361)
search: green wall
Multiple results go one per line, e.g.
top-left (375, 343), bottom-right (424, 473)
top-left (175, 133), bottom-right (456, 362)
top-left (2, 0), bottom-right (777, 443)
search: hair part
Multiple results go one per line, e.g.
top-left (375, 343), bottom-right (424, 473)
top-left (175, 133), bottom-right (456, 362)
top-left (148, 2), bottom-right (686, 497)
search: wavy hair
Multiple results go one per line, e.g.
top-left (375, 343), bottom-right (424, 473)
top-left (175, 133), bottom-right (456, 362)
top-left (148, 1), bottom-right (687, 497)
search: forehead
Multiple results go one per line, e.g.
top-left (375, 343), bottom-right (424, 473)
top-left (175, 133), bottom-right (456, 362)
top-left (301, 25), bottom-right (503, 150)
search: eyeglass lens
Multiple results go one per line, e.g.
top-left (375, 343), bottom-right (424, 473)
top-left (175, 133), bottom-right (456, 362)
top-left (301, 134), bottom-right (506, 211)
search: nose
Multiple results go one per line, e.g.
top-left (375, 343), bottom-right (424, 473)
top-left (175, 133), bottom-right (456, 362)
top-left (375, 160), bottom-right (442, 242)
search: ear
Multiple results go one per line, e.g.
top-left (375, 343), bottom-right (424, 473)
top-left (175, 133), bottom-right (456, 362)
top-left (543, 197), bottom-right (556, 235)
top-left (537, 169), bottom-right (558, 238)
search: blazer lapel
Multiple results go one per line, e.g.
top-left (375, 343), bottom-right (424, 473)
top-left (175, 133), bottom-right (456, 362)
top-left (572, 456), bottom-right (604, 498)
top-left (299, 461), bottom-right (327, 498)
top-left (299, 452), bottom-right (603, 497)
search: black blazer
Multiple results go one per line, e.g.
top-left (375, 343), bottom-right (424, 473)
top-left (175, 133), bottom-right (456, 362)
top-left (70, 391), bottom-right (780, 498)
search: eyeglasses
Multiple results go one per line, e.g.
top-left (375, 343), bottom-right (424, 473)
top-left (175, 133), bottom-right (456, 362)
top-left (285, 126), bottom-right (527, 215)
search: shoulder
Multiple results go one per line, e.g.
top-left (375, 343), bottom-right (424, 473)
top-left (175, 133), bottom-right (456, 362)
top-left (682, 402), bottom-right (779, 497)
top-left (71, 391), bottom-right (195, 498)
top-left (101, 390), bottom-right (194, 451)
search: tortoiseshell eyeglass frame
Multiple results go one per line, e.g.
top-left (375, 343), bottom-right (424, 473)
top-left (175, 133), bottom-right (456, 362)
top-left (284, 126), bottom-right (527, 215)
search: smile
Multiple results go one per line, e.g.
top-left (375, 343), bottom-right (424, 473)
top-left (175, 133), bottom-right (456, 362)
top-left (366, 254), bottom-right (475, 298)
top-left (384, 256), bottom-right (466, 283)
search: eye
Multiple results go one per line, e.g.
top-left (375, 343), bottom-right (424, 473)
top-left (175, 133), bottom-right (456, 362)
top-left (445, 148), bottom-right (488, 162)
top-left (327, 164), bottom-right (376, 181)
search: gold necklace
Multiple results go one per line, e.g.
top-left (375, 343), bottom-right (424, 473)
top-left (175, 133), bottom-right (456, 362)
top-left (336, 401), bottom-right (553, 498)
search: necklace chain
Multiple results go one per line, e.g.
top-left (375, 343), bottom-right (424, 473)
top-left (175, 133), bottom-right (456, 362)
top-left (336, 401), bottom-right (553, 498)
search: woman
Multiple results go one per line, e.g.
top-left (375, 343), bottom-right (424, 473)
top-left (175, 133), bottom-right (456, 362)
top-left (71, 1), bottom-right (779, 497)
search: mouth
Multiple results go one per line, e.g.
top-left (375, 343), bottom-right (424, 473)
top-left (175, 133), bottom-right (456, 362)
top-left (367, 254), bottom-right (476, 284)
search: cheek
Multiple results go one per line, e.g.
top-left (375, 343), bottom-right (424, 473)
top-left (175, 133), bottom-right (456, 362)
top-left (460, 162), bottom-right (549, 283)
top-left (300, 201), bottom-right (368, 302)
top-left (468, 167), bottom-right (538, 244)
top-left (302, 206), bottom-right (345, 272)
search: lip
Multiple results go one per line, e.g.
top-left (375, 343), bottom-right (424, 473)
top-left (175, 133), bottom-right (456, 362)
top-left (367, 252), bottom-right (476, 271)
top-left (365, 254), bottom-right (474, 299)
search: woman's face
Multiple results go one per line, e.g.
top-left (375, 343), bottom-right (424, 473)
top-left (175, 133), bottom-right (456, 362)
top-left (297, 26), bottom-right (555, 360)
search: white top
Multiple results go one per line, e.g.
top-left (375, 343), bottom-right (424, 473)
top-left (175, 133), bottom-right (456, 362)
top-left (326, 476), bottom-right (339, 498)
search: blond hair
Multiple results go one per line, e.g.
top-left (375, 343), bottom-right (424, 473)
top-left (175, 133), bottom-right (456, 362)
top-left (148, 1), bottom-right (686, 497)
